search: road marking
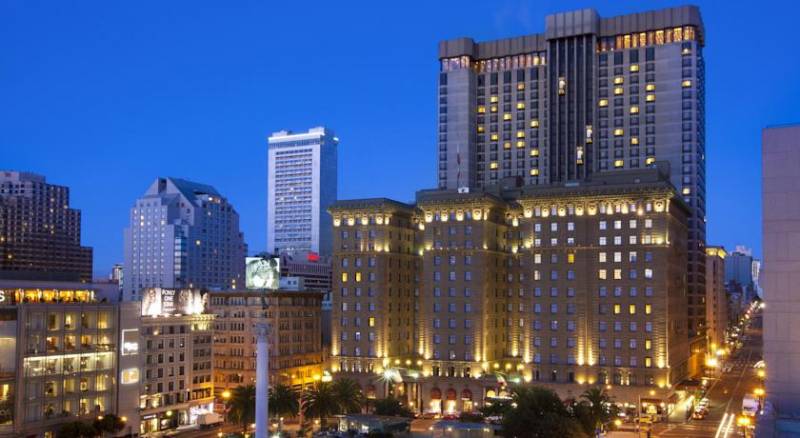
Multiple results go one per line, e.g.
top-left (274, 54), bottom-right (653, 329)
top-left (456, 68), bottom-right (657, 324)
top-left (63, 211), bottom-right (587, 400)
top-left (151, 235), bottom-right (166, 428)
top-left (714, 412), bottom-right (728, 438)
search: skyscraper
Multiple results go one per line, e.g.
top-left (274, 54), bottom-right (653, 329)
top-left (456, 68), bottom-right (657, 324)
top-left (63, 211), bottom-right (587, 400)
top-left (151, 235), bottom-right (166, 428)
top-left (762, 124), bottom-right (800, 418)
top-left (0, 171), bottom-right (92, 282)
top-left (123, 177), bottom-right (246, 301)
top-left (705, 246), bottom-right (727, 354)
top-left (437, 5), bottom-right (707, 369)
top-left (267, 127), bottom-right (338, 256)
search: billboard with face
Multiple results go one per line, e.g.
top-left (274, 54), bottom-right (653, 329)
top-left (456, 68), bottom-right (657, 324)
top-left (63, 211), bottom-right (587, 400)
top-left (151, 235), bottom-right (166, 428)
top-left (245, 257), bottom-right (280, 290)
top-left (141, 288), bottom-right (207, 316)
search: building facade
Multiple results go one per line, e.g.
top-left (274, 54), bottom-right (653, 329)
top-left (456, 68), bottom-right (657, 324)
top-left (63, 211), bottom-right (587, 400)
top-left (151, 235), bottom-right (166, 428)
top-left (0, 171), bottom-right (92, 282)
top-left (762, 124), bottom-right (800, 417)
top-left (138, 288), bottom-right (215, 435)
top-left (436, 5), bottom-right (707, 372)
top-left (267, 127), bottom-right (338, 256)
top-left (209, 290), bottom-right (325, 392)
top-left (704, 247), bottom-right (727, 355)
top-left (330, 167), bottom-right (689, 412)
top-left (123, 178), bottom-right (247, 301)
top-left (0, 280), bottom-right (140, 437)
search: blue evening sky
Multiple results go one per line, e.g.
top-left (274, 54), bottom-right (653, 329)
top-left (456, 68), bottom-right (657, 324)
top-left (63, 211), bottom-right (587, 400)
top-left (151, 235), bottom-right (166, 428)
top-left (2, 0), bottom-right (798, 276)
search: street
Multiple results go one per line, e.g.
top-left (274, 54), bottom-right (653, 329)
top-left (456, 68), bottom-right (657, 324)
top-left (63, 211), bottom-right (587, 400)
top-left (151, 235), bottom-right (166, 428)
top-left (652, 313), bottom-right (762, 438)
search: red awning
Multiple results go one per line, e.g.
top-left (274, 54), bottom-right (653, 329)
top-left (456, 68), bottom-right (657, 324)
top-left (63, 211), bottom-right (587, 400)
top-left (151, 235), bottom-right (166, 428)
top-left (431, 388), bottom-right (442, 400)
top-left (461, 389), bottom-right (473, 400)
top-left (446, 389), bottom-right (457, 400)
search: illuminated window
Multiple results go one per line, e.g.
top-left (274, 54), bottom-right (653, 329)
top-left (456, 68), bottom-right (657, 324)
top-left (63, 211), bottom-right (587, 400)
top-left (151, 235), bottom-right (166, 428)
top-left (613, 269), bottom-right (622, 280)
top-left (517, 83), bottom-right (525, 90)
top-left (644, 357), bottom-right (652, 368)
top-left (341, 273), bottom-right (348, 282)
top-left (614, 160), bottom-right (624, 168)
top-left (682, 80), bottom-right (692, 88)
top-left (503, 113), bottom-right (512, 121)
top-left (368, 317), bottom-right (375, 327)
top-left (630, 106), bottom-right (639, 114)
top-left (517, 102), bottom-right (525, 110)
top-left (490, 134), bottom-right (499, 141)
top-left (629, 304), bottom-right (636, 315)
top-left (477, 126), bottom-right (484, 133)
top-left (682, 47), bottom-right (691, 55)
top-left (586, 125), bottom-right (593, 143)
top-left (614, 76), bottom-right (624, 85)
top-left (355, 272), bottom-right (362, 282)
top-left (598, 269), bottom-right (607, 280)
top-left (599, 99), bottom-right (608, 107)
top-left (614, 87), bottom-right (624, 95)
top-left (614, 128), bottom-right (624, 136)
top-left (577, 146), bottom-right (584, 164)
top-left (490, 96), bottom-right (498, 103)
top-left (567, 253), bottom-right (575, 264)
top-left (645, 84), bottom-right (656, 91)
top-left (530, 168), bottom-right (539, 176)
top-left (477, 106), bottom-right (486, 114)
top-left (645, 304), bottom-right (652, 315)
top-left (490, 162), bottom-right (498, 170)
top-left (645, 157), bottom-right (656, 165)
top-left (631, 137), bottom-right (639, 145)
top-left (646, 94), bottom-right (656, 102)
top-left (530, 149), bottom-right (539, 157)
top-left (630, 64), bottom-right (640, 72)
top-left (516, 131), bottom-right (525, 138)
top-left (516, 141), bottom-right (525, 148)
top-left (558, 77), bottom-right (567, 95)
top-left (645, 339), bottom-right (652, 350)
top-left (530, 119), bottom-right (539, 128)
top-left (613, 304), bottom-right (621, 314)
top-left (682, 187), bottom-right (691, 195)
top-left (503, 142), bottom-right (511, 149)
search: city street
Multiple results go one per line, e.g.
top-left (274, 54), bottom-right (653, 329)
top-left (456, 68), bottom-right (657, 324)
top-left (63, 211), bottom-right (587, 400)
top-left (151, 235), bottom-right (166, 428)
top-left (650, 313), bottom-right (763, 438)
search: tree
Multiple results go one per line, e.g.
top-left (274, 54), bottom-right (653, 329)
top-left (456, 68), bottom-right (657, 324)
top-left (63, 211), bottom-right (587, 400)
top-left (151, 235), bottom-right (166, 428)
top-left (302, 382), bottom-right (340, 429)
top-left (269, 384), bottom-right (300, 419)
top-left (93, 414), bottom-right (126, 436)
top-left (372, 398), bottom-right (413, 417)
top-left (331, 378), bottom-right (364, 414)
top-left (57, 421), bottom-right (98, 438)
top-left (502, 387), bottom-right (587, 438)
top-left (573, 387), bottom-right (619, 436)
top-left (227, 384), bottom-right (256, 434)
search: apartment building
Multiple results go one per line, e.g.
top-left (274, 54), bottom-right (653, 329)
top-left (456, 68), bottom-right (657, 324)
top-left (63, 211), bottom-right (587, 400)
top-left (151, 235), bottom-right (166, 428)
top-left (209, 290), bottom-right (325, 392)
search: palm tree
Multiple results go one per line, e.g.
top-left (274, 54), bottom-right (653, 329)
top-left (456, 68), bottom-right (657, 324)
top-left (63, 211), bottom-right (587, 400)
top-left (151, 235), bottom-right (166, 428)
top-left (227, 384), bottom-right (256, 434)
top-left (302, 382), bottom-right (340, 430)
top-left (269, 384), bottom-right (300, 419)
top-left (331, 378), bottom-right (364, 414)
top-left (576, 387), bottom-right (618, 434)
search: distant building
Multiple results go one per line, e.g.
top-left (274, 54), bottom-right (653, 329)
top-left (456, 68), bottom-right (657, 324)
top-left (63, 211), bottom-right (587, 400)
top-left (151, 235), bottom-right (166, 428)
top-left (279, 252), bottom-right (332, 293)
top-left (705, 247), bottom-right (727, 354)
top-left (762, 124), bottom-right (800, 423)
top-left (0, 279), bottom-right (140, 437)
top-left (267, 127), bottom-right (338, 256)
top-left (110, 263), bottom-right (123, 285)
top-left (209, 290), bottom-right (325, 392)
top-left (123, 177), bottom-right (247, 301)
top-left (138, 288), bottom-right (215, 435)
top-left (0, 171), bottom-right (92, 282)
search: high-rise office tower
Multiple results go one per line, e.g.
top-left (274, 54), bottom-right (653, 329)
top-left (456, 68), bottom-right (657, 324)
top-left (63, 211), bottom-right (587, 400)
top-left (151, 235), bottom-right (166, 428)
top-left (762, 124), bottom-right (800, 418)
top-left (123, 177), bottom-right (246, 301)
top-left (267, 127), bottom-right (338, 256)
top-left (0, 171), bottom-right (92, 281)
top-left (437, 5), bottom-right (707, 369)
top-left (705, 246), bottom-right (727, 355)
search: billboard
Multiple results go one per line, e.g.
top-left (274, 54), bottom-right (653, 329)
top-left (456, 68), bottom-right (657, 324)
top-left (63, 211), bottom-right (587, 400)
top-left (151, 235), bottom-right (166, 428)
top-left (141, 288), bottom-right (207, 316)
top-left (246, 257), bottom-right (280, 290)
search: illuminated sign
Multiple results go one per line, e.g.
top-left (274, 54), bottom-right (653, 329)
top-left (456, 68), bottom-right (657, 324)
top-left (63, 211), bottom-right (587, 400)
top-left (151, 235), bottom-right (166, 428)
top-left (141, 288), bottom-right (207, 317)
top-left (245, 257), bottom-right (280, 290)
top-left (121, 368), bottom-right (140, 385)
top-left (121, 329), bottom-right (139, 355)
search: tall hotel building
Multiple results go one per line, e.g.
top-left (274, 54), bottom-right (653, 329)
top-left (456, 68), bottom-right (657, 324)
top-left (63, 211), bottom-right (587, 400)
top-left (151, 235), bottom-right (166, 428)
top-left (267, 127), bottom-right (338, 256)
top-left (123, 178), bottom-right (247, 301)
top-left (0, 171), bottom-right (93, 282)
top-left (437, 6), bottom-right (708, 369)
top-left (330, 167), bottom-right (690, 411)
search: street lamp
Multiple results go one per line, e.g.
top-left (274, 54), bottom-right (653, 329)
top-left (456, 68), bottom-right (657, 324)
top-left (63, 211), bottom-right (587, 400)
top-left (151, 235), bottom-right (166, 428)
top-left (222, 390), bottom-right (232, 400)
